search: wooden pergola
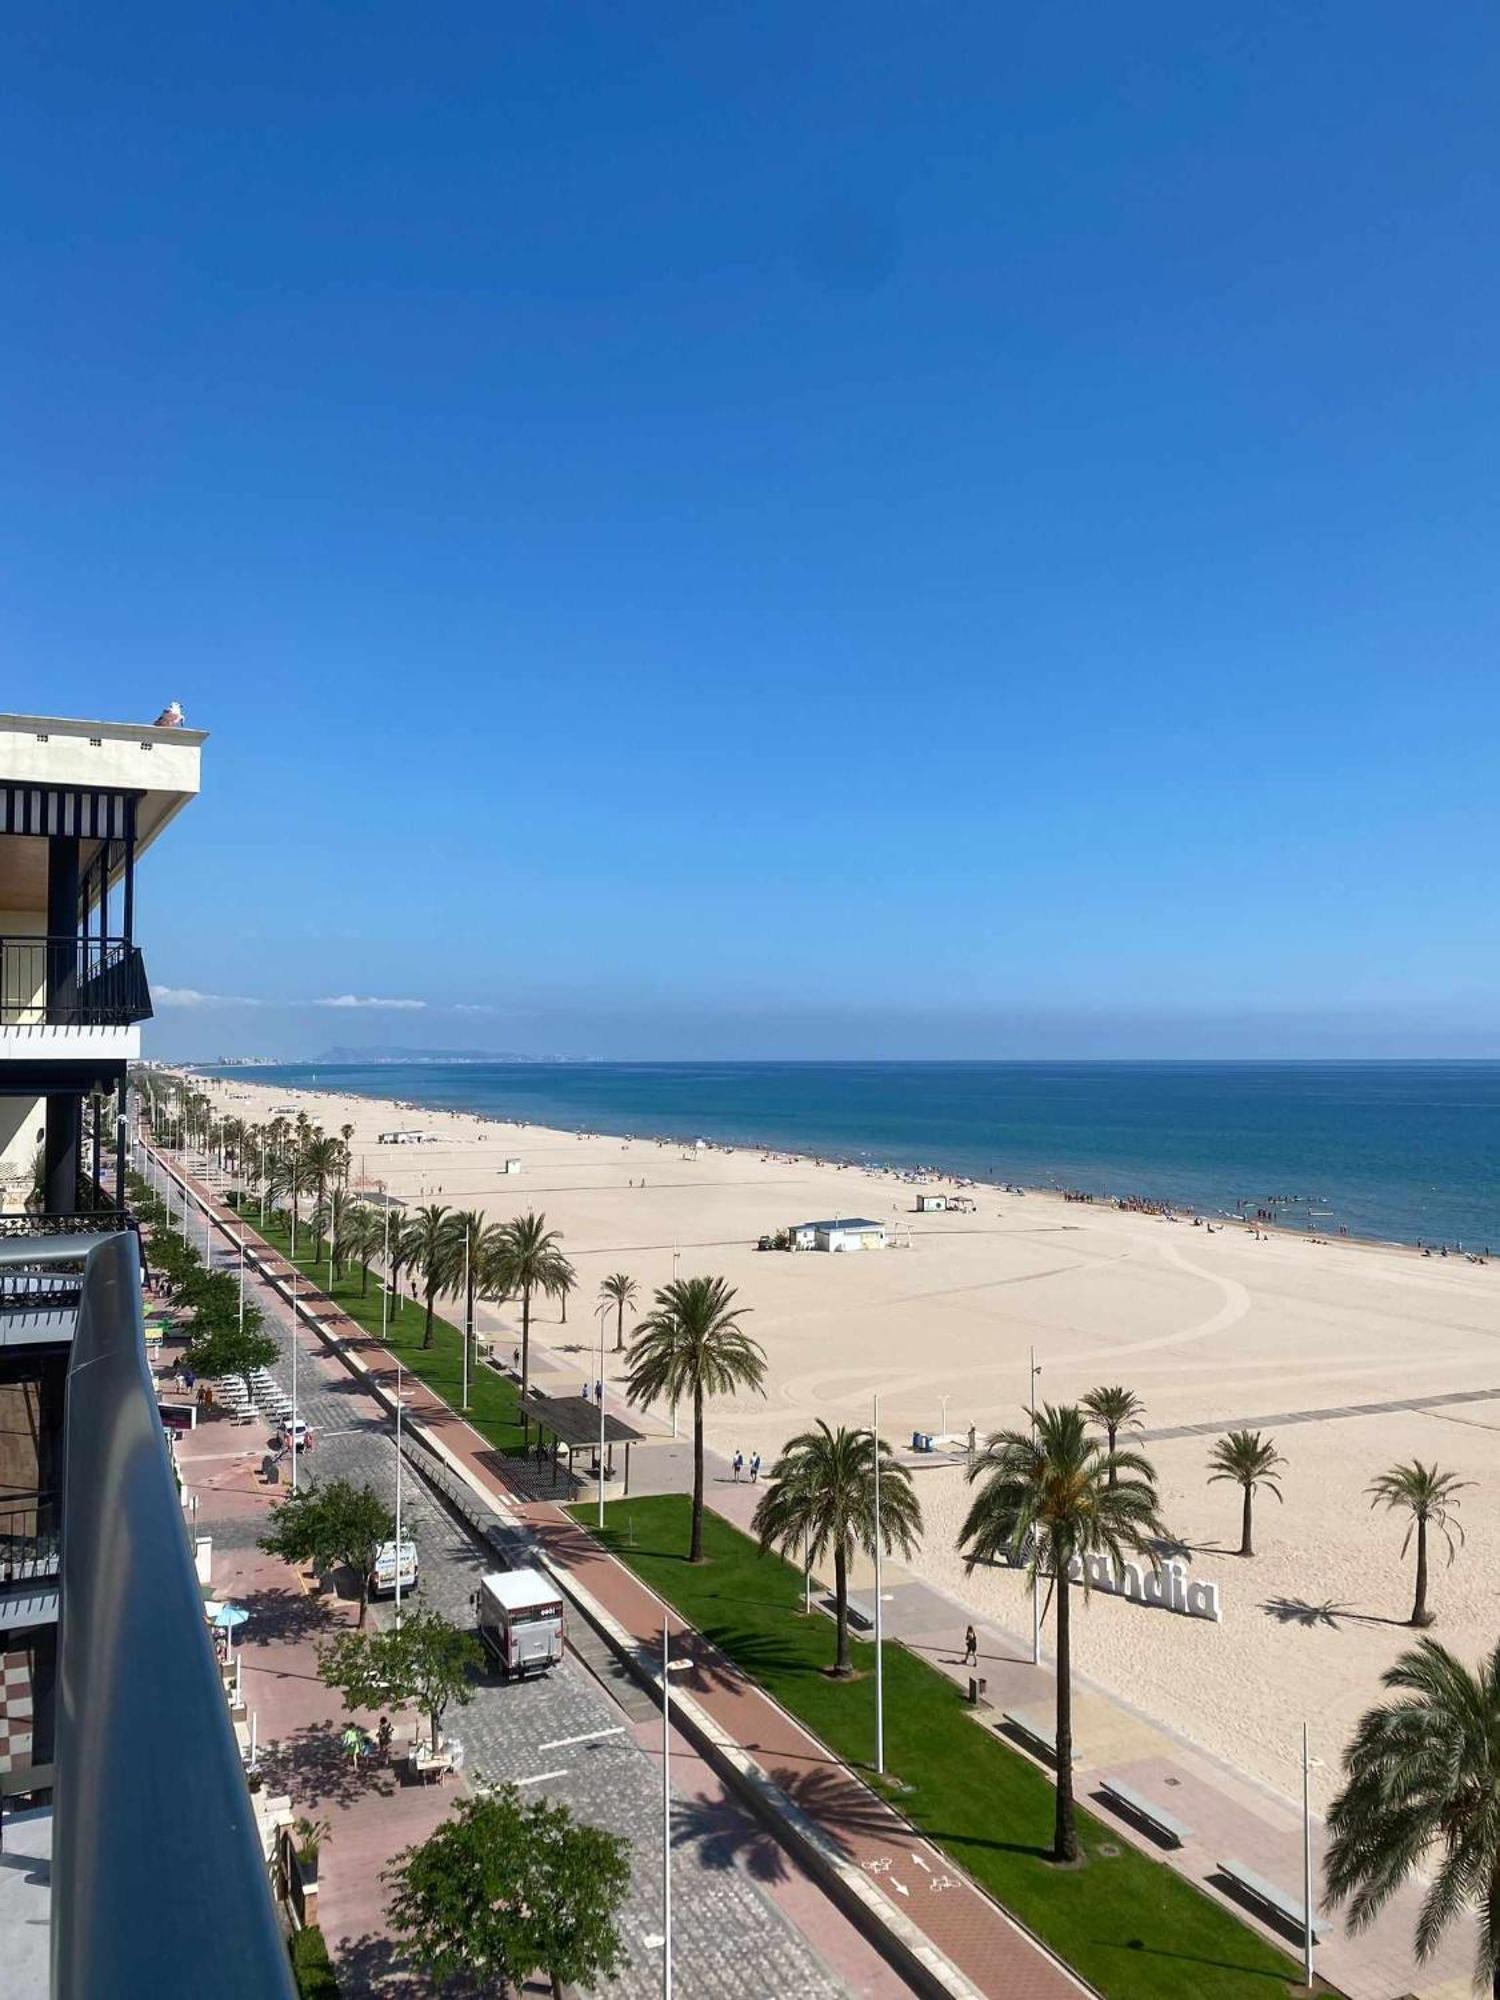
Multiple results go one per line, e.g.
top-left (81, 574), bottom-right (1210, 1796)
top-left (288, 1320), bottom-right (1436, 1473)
top-left (519, 1391), bottom-right (645, 1493)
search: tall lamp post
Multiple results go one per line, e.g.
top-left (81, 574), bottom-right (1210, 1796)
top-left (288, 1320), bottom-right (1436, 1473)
top-left (1029, 1345), bottom-right (1042, 1667)
top-left (872, 1391), bottom-right (885, 1778)
top-left (394, 1363), bottom-right (407, 1631)
top-left (595, 1301), bottom-right (610, 1529)
top-left (289, 1261), bottom-right (300, 1497)
top-left (1301, 1722), bottom-right (1323, 1989)
top-left (658, 1624), bottom-right (692, 2000)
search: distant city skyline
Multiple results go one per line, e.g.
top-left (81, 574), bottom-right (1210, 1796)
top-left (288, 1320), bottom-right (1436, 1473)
top-left (10, 4), bottom-right (1500, 1059)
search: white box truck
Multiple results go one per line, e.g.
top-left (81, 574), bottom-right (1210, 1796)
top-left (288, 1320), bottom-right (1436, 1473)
top-left (368, 1539), bottom-right (419, 1600)
top-left (475, 1568), bottom-right (565, 1678)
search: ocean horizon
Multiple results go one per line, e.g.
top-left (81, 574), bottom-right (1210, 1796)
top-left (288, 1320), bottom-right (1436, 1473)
top-left (192, 1058), bottom-right (1500, 1253)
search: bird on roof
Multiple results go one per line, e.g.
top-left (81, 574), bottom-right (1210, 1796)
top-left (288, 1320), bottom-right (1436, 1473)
top-left (154, 700), bottom-right (185, 727)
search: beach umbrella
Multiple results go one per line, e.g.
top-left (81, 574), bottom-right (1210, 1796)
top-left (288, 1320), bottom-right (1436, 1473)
top-left (211, 1601), bottom-right (249, 1633)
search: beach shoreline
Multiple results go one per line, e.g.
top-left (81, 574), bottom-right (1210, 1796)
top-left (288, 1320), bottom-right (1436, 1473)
top-left (173, 1063), bottom-right (1500, 1819)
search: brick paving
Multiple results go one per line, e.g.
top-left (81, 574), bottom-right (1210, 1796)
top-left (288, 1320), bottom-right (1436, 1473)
top-left (161, 1151), bottom-right (898, 1998)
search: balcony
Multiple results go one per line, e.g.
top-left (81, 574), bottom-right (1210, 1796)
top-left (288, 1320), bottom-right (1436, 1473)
top-left (0, 1215), bottom-right (137, 1347)
top-left (0, 1227), bottom-right (296, 1998)
top-left (0, 1491), bottom-right (60, 1630)
top-left (0, 933), bottom-right (152, 1026)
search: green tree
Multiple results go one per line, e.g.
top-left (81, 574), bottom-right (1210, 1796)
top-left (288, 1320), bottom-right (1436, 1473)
top-left (753, 1420), bottom-right (923, 1676)
top-left (958, 1402), bottom-right (1164, 1863)
top-left (1367, 1460), bottom-right (1471, 1628)
top-left (386, 1787), bottom-right (629, 2000)
top-left (405, 1203), bottom-right (454, 1350)
top-left (1326, 1638), bottom-right (1500, 1997)
top-left (183, 1318), bottom-right (281, 1408)
top-left (550, 1256), bottom-right (577, 1326)
top-left (317, 1609), bottom-right (480, 1748)
top-left (1207, 1429), bottom-right (1285, 1557)
top-left (626, 1275), bottom-right (766, 1563)
top-left (440, 1209), bottom-right (508, 1383)
top-left (1080, 1385), bottom-right (1146, 1488)
top-left (262, 1477), bottom-right (396, 1626)
top-left (494, 1211), bottom-right (569, 1397)
top-left (599, 1272), bottom-right (638, 1352)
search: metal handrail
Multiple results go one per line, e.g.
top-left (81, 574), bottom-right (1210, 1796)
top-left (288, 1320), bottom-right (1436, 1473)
top-left (0, 933), bottom-right (152, 1026)
top-left (0, 1211), bottom-right (132, 1239)
top-left (0, 1492), bottom-right (60, 1581)
top-left (49, 1229), bottom-right (296, 1998)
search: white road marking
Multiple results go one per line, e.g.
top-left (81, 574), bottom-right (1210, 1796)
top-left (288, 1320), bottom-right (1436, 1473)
top-left (538, 1726), bottom-right (626, 1753)
top-left (517, 1767), bottom-right (571, 1785)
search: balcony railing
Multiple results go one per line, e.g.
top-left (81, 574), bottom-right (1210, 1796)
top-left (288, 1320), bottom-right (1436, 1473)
top-left (0, 934), bottom-right (152, 1027)
top-left (0, 1492), bottom-right (59, 1584)
top-left (0, 1211), bottom-right (133, 1239)
top-left (0, 1229), bottom-right (296, 1998)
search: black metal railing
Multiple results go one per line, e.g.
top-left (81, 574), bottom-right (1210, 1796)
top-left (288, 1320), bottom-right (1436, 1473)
top-left (0, 934), bottom-right (152, 1026)
top-left (0, 1211), bottom-right (132, 1239)
top-left (0, 1492), bottom-right (60, 1583)
top-left (0, 1229), bottom-right (295, 1999)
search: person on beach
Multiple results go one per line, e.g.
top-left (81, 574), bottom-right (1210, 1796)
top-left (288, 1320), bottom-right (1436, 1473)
top-left (733, 1450), bottom-right (744, 1481)
top-left (376, 1716), bottom-right (393, 1764)
top-left (750, 1452), bottom-right (761, 1483)
top-left (964, 1624), bottom-right (978, 1667)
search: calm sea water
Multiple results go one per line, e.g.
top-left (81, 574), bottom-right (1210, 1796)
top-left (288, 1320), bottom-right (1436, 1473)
top-left (200, 1061), bottom-right (1500, 1251)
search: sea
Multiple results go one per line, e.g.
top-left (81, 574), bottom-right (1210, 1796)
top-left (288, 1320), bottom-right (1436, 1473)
top-left (196, 1061), bottom-right (1499, 1254)
top-left (200, 1064), bottom-right (1500, 1248)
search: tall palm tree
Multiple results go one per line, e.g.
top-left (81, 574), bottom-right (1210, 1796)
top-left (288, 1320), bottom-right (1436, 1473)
top-left (1207, 1429), bottom-right (1285, 1557)
top-left (1367, 1461), bottom-right (1471, 1628)
top-left (342, 1204), bottom-right (384, 1297)
top-left (551, 1256), bottom-right (577, 1325)
top-left (959, 1403), bottom-right (1163, 1863)
top-left (495, 1212), bottom-right (568, 1397)
top-left (440, 1210), bottom-right (508, 1383)
top-left (1326, 1638), bottom-right (1500, 1997)
top-left (303, 1134), bottom-right (346, 1257)
top-left (340, 1122), bottom-right (355, 1187)
top-left (753, 1421), bottom-right (922, 1676)
top-left (406, 1204), bottom-right (453, 1349)
top-left (1080, 1385), bottom-right (1146, 1488)
top-left (600, 1273), bottom-right (638, 1353)
top-left (626, 1276), bottom-right (766, 1562)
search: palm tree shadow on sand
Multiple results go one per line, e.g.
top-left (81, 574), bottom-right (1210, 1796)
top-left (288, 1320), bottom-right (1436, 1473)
top-left (1260, 1595), bottom-right (1411, 1630)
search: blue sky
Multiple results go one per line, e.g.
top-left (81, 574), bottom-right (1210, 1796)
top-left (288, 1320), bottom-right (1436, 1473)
top-left (7, 4), bottom-right (1500, 1059)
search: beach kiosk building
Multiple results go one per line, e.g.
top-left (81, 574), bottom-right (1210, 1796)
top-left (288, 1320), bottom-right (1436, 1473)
top-left (789, 1216), bottom-right (888, 1252)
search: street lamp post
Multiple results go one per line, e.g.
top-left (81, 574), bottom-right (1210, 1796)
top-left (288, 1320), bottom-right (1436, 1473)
top-left (380, 1204), bottom-right (391, 1346)
top-left (1301, 1722), bottom-right (1323, 1988)
top-left (658, 1625), bottom-right (691, 2000)
top-left (1029, 1345), bottom-right (1042, 1667)
top-left (238, 1233), bottom-right (246, 1332)
top-left (290, 1262), bottom-right (299, 1497)
top-left (461, 1231), bottom-right (470, 1413)
top-left (872, 1390), bottom-right (884, 1777)
top-left (596, 1301), bottom-right (610, 1529)
top-left (395, 1364), bottom-right (406, 1631)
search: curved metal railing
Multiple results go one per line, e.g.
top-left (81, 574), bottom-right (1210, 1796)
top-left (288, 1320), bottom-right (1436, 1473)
top-left (0, 1230), bottom-right (295, 1999)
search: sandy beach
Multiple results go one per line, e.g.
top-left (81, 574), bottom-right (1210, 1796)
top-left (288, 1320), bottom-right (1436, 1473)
top-left (190, 1069), bottom-right (1500, 1815)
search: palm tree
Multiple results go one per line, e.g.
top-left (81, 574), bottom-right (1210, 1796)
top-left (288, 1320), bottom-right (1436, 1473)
top-left (626, 1276), bottom-right (766, 1562)
top-left (753, 1421), bottom-right (922, 1676)
top-left (496, 1212), bottom-right (569, 1397)
top-left (340, 1122), bottom-right (355, 1187)
top-left (342, 1204), bottom-right (384, 1297)
top-left (1325, 1638), bottom-right (1500, 1996)
top-left (551, 1256), bottom-right (577, 1325)
top-left (303, 1134), bottom-right (346, 1257)
top-left (959, 1403), bottom-right (1164, 1862)
top-left (600, 1273), bottom-right (638, 1353)
top-left (440, 1210), bottom-right (507, 1384)
top-left (1081, 1385), bottom-right (1146, 1488)
top-left (1367, 1461), bottom-right (1471, 1628)
top-left (1207, 1429), bottom-right (1285, 1557)
top-left (406, 1204), bottom-right (453, 1349)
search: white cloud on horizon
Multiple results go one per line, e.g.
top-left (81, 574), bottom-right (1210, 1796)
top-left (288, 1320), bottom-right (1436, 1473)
top-left (314, 994), bottom-right (428, 1010)
top-left (451, 1002), bottom-right (499, 1014)
top-left (155, 986), bottom-right (264, 1008)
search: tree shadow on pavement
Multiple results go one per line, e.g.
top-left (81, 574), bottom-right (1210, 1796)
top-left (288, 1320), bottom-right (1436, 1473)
top-left (671, 1792), bottom-right (790, 1883)
top-left (259, 1719), bottom-right (398, 1808)
top-left (758, 1762), bottom-right (912, 1861)
top-left (239, 1583), bottom-right (339, 1646)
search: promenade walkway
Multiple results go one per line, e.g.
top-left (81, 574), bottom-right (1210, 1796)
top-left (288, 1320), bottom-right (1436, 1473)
top-left (156, 1144), bottom-right (1477, 1999)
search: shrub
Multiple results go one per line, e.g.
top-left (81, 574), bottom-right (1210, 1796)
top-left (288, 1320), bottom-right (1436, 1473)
top-left (289, 1924), bottom-right (339, 2000)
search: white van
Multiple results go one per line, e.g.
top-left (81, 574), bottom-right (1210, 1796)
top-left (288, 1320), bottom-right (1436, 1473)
top-left (474, 1568), bottom-right (565, 1678)
top-left (368, 1539), bottom-right (419, 1600)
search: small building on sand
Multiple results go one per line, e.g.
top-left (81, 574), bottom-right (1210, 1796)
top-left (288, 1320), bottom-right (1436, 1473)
top-left (789, 1217), bottom-right (888, 1253)
top-left (915, 1192), bottom-right (948, 1212)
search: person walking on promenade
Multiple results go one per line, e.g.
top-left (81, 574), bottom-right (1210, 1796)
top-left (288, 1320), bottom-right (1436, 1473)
top-left (750, 1451), bottom-right (761, 1483)
top-left (964, 1624), bottom-right (978, 1667)
top-left (733, 1450), bottom-right (744, 1481)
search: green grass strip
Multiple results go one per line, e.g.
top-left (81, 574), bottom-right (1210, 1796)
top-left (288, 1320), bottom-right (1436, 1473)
top-left (232, 1199), bottom-right (527, 1456)
top-left (570, 1495), bottom-right (1323, 1999)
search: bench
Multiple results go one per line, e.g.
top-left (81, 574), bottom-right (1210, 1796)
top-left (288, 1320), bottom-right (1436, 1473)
top-left (1097, 1777), bottom-right (1192, 1848)
top-left (822, 1593), bottom-right (875, 1631)
top-left (1216, 1859), bottom-right (1324, 1941)
top-left (1002, 1709), bottom-right (1078, 1766)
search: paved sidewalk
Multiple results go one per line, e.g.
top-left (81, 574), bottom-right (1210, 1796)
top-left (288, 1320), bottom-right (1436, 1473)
top-left (158, 1144), bottom-right (1476, 1999)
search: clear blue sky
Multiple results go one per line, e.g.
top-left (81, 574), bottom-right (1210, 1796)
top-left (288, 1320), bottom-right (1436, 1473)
top-left (8, 4), bottom-right (1499, 1059)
